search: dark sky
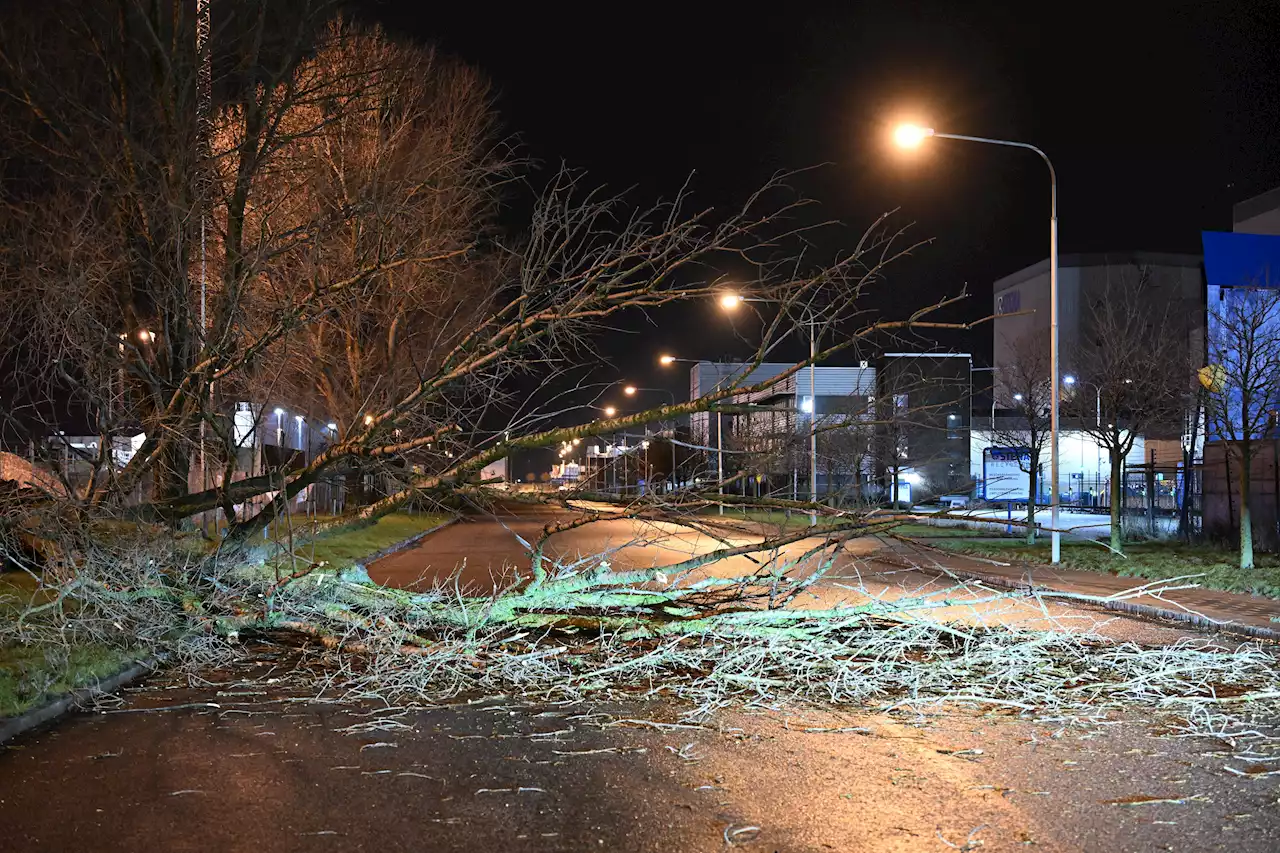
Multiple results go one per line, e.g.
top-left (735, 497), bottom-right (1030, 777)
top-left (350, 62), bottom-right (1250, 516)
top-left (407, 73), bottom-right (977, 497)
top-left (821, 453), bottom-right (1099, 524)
top-left (361, 0), bottom-right (1280, 404)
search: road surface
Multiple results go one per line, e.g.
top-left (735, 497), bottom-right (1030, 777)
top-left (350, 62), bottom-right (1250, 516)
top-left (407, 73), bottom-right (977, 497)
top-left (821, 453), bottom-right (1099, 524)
top-left (4, 503), bottom-right (1276, 851)
top-left (2, 663), bottom-right (1278, 852)
top-left (369, 503), bottom-right (1194, 641)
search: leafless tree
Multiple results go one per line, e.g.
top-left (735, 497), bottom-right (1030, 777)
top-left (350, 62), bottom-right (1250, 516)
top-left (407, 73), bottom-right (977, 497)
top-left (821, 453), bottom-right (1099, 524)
top-left (1204, 288), bottom-right (1280, 570)
top-left (1063, 270), bottom-right (1193, 553)
top-left (0, 1), bottom-right (991, 572)
top-left (990, 334), bottom-right (1052, 543)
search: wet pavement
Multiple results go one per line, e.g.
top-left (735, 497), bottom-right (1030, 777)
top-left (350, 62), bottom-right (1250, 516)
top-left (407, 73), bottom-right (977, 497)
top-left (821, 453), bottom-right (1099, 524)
top-left (5, 504), bottom-right (1280, 851)
top-left (2, 665), bottom-right (1278, 852)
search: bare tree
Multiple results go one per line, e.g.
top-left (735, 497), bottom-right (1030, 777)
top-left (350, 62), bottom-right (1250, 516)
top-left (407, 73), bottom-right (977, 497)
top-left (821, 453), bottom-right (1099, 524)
top-left (990, 334), bottom-right (1052, 544)
top-left (1204, 288), bottom-right (1280, 570)
top-left (0, 1), bottom-right (991, 569)
top-left (1064, 270), bottom-right (1192, 554)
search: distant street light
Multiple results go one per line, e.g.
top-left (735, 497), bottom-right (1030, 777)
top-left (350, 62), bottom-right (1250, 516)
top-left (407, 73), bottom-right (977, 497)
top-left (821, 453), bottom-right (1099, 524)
top-left (894, 121), bottom-right (1061, 563)
top-left (660, 352), bottom-right (726, 512)
top-left (327, 422), bottom-right (338, 432)
top-left (603, 406), bottom-right (617, 417)
top-left (363, 414), bottom-right (374, 426)
top-left (719, 293), bottom-right (819, 523)
top-left (1064, 374), bottom-right (1101, 427)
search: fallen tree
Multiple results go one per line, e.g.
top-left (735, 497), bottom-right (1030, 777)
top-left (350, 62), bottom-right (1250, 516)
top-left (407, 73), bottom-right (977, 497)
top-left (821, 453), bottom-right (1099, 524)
top-left (5, 500), bottom-right (1279, 747)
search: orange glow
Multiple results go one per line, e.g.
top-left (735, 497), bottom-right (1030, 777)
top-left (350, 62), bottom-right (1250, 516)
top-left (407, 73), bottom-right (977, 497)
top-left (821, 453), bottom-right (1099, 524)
top-left (892, 123), bottom-right (933, 149)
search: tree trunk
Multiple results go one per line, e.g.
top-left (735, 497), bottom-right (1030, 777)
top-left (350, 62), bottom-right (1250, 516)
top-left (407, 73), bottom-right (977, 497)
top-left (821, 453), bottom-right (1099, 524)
top-left (1239, 444), bottom-right (1255, 570)
top-left (1026, 465), bottom-right (1038, 545)
top-left (1109, 446), bottom-right (1124, 554)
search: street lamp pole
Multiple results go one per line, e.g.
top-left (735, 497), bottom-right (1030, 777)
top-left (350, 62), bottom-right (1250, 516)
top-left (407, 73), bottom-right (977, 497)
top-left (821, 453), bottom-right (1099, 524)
top-left (719, 295), bottom-right (820, 525)
top-left (660, 355), bottom-right (726, 513)
top-left (894, 125), bottom-right (1060, 563)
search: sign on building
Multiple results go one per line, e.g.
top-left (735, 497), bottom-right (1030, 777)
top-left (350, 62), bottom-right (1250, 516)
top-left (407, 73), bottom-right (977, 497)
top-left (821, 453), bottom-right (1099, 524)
top-left (982, 446), bottom-right (1032, 501)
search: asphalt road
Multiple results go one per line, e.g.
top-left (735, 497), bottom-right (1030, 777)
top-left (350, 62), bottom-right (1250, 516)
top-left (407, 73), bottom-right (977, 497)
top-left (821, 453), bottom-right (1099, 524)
top-left (3, 665), bottom-right (1279, 852)
top-left (5, 504), bottom-right (1277, 851)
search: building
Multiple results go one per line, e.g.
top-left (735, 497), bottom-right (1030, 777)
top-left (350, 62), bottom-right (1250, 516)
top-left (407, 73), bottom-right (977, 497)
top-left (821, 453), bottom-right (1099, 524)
top-left (991, 251), bottom-right (1204, 408)
top-left (1233, 185), bottom-right (1280, 235)
top-left (1200, 185), bottom-right (1280, 544)
top-left (877, 353), bottom-right (973, 500)
top-left (969, 419), bottom-right (1149, 507)
top-left (687, 358), bottom-right (974, 504)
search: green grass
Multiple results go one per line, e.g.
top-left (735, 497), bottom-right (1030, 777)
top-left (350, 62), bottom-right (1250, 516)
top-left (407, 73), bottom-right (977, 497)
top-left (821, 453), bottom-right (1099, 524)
top-left (907, 533), bottom-right (1280, 599)
top-left (0, 642), bottom-right (139, 718)
top-left (265, 511), bottom-right (453, 573)
top-left (0, 511), bottom-right (452, 718)
top-left (1, 572), bottom-right (143, 718)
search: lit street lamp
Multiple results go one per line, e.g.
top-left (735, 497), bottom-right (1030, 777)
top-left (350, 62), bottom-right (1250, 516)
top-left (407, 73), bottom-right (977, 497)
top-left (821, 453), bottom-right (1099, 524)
top-left (894, 122), bottom-right (1062, 563)
top-left (659, 353), bottom-right (728, 512)
top-left (721, 291), bottom-right (819, 523)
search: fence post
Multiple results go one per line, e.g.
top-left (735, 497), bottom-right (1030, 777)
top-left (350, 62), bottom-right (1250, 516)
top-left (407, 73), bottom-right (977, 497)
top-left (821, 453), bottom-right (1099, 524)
top-left (1147, 448), bottom-right (1157, 536)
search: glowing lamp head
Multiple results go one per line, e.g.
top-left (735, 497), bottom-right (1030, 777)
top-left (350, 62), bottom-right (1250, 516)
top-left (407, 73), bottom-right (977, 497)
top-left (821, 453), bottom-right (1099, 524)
top-left (363, 414), bottom-right (375, 425)
top-left (1063, 375), bottom-right (1076, 385)
top-left (273, 407), bottom-right (285, 417)
top-left (1013, 393), bottom-right (1024, 402)
top-left (719, 293), bottom-right (742, 311)
top-left (659, 354), bottom-right (675, 366)
top-left (327, 422), bottom-right (337, 431)
top-left (604, 406), bottom-right (617, 417)
top-left (893, 124), bottom-right (934, 149)
top-left (624, 385), bottom-right (637, 396)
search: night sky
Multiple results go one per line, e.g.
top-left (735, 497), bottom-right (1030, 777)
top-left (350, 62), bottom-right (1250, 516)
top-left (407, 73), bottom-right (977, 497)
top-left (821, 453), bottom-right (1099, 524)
top-left (366, 0), bottom-right (1280, 405)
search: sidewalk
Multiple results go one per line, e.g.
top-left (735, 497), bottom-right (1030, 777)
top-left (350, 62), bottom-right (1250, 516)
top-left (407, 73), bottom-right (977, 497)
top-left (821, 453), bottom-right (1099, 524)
top-left (886, 537), bottom-right (1280, 641)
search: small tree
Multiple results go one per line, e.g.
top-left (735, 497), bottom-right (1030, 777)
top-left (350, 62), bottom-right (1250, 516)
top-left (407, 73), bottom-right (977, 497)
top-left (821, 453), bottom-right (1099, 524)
top-left (1064, 271), bottom-right (1191, 554)
top-left (991, 334), bottom-right (1051, 544)
top-left (1205, 287), bottom-right (1280, 570)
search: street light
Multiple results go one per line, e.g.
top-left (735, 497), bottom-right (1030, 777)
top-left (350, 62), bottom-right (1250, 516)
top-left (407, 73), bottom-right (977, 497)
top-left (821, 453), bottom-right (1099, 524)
top-left (660, 352), bottom-right (728, 512)
top-left (894, 122), bottom-right (1061, 563)
top-left (1064, 374), bottom-right (1101, 427)
top-left (603, 406), bottom-right (617, 417)
top-left (719, 292), bottom-right (819, 523)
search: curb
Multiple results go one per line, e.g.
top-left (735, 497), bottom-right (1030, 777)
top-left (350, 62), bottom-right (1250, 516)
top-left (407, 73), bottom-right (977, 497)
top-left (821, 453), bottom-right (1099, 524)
top-left (362, 515), bottom-right (460, 564)
top-left (0, 658), bottom-right (157, 745)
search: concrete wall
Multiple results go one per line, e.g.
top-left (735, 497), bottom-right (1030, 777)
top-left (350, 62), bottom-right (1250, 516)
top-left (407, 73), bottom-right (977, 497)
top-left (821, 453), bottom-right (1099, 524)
top-left (1234, 185), bottom-right (1280, 236)
top-left (991, 254), bottom-right (1203, 428)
